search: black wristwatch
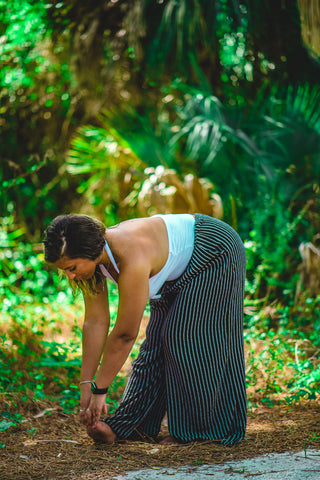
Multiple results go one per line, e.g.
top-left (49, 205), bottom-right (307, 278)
top-left (90, 381), bottom-right (109, 395)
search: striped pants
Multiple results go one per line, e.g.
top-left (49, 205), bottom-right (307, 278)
top-left (104, 214), bottom-right (247, 445)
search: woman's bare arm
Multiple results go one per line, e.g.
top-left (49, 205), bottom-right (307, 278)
top-left (94, 260), bottom-right (149, 388)
top-left (87, 259), bottom-right (150, 426)
top-left (82, 283), bottom-right (110, 382)
top-left (80, 283), bottom-right (110, 421)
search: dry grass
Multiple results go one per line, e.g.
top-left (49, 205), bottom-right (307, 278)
top-left (1, 399), bottom-right (319, 480)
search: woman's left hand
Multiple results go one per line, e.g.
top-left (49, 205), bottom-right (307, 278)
top-left (86, 394), bottom-right (108, 427)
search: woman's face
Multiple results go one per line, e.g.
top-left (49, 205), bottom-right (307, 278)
top-left (55, 256), bottom-right (98, 281)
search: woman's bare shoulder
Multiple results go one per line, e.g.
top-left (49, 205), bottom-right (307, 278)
top-left (107, 216), bottom-right (168, 274)
top-left (107, 216), bottom-right (165, 243)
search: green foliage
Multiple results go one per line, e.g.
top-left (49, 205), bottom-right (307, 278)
top-left (66, 82), bottom-right (320, 237)
top-left (245, 206), bottom-right (299, 301)
top-left (66, 123), bottom-right (144, 222)
top-left (244, 322), bottom-right (320, 407)
top-left (0, 0), bottom-right (69, 151)
top-left (66, 106), bottom-right (189, 221)
top-left (0, 1), bottom-right (83, 231)
top-left (0, 209), bottom-right (62, 296)
top-left (0, 211), bottom-right (80, 417)
top-left (0, 0), bottom-right (48, 90)
top-left (0, 213), bottom-right (129, 431)
top-left (138, 0), bottom-right (319, 97)
top-left (146, 0), bottom-right (219, 77)
top-left (1, 0), bottom-right (320, 429)
top-left (2, 0), bottom-right (319, 234)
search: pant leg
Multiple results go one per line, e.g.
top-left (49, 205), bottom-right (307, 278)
top-left (104, 296), bottom-right (172, 439)
top-left (161, 214), bottom-right (247, 445)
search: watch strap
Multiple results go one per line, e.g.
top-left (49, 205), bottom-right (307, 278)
top-left (91, 381), bottom-right (109, 395)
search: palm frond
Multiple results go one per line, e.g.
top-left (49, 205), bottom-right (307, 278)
top-left (171, 91), bottom-right (260, 165)
top-left (252, 83), bottom-right (320, 203)
top-left (67, 104), bottom-right (182, 180)
top-left (285, 84), bottom-right (320, 131)
top-left (147, 0), bottom-right (220, 73)
top-left (98, 108), bottom-right (177, 169)
top-left (258, 84), bottom-right (320, 165)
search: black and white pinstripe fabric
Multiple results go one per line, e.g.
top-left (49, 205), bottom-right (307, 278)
top-left (104, 214), bottom-right (247, 445)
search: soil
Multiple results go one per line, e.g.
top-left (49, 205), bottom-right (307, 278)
top-left (1, 402), bottom-right (320, 480)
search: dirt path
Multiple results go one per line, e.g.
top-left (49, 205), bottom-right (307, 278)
top-left (111, 448), bottom-right (320, 480)
top-left (1, 403), bottom-right (319, 480)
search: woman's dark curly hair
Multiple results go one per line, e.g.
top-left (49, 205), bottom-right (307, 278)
top-left (43, 214), bottom-right (106, 295)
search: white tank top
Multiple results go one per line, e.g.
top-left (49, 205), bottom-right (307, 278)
top-left (99, 214), bottom-right (195, 299)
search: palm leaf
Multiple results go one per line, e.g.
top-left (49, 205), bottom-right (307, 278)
top-left (147, 0), bottom-right (221, 75)
top-left (67, 105), bottom-right (181, 180)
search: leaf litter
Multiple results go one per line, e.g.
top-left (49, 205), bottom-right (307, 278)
top-left (0, 400), bottom-right (319, 480)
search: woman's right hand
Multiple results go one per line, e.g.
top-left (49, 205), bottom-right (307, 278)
top-left (79, 383), bottom-right (92, 426)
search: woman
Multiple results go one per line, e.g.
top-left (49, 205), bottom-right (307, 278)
top-left (44, 212), bottom-right (247, 445)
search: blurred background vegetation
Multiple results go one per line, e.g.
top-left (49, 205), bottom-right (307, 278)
top-left (1, 0), bottom-right (320, 435)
